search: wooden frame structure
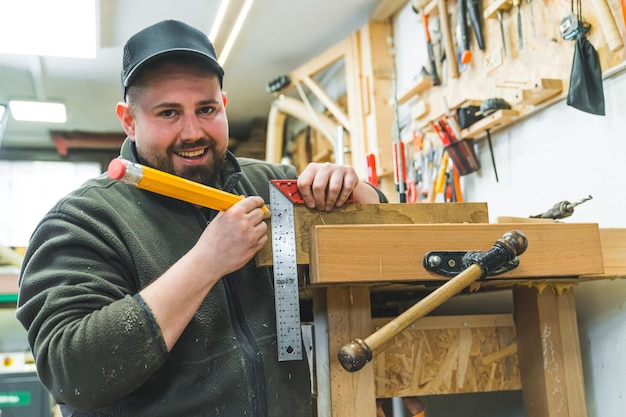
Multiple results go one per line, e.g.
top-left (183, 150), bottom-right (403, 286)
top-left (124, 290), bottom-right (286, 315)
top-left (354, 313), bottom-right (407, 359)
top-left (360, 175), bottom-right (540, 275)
top-left (265, 21), bottom-right (397, 197)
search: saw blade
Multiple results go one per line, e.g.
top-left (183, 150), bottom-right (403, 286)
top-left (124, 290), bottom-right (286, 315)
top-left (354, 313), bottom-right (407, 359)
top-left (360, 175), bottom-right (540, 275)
top-left (269, 182), bottom-right (303, 361)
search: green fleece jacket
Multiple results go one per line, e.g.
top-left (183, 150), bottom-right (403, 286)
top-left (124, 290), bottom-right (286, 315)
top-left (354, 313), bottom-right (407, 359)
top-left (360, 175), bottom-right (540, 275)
top-left (16, 139), bottom-right (313, 416)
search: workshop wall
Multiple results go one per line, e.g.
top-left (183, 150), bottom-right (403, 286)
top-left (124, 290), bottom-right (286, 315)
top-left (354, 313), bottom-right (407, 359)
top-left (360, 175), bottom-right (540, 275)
top-left (464, 69), bottom-right (626, 417)
top-left (392, 1), bottom-right (626, 416)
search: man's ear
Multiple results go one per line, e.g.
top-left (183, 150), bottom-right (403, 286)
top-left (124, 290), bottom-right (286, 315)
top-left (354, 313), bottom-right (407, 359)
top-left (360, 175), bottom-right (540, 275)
top-left (116, 102), bottom-right (136, 140)
top-left (221, 92), bottom-right (227, 107)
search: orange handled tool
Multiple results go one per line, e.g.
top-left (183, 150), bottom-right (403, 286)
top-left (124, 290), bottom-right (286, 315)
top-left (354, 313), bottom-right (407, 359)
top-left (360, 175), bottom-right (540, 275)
top-left (108, 158), bottom-right (271, 219)
top-left (366, 153), bottom-right (379, 188)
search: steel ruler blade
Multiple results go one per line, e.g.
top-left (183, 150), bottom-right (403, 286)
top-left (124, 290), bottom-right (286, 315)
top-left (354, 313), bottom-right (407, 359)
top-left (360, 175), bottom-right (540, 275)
top-left (269, 182), bottom-right (302, 361)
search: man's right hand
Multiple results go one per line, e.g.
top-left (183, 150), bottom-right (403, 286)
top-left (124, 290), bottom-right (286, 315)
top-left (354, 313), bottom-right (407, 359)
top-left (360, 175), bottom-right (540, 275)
top-left (195, 196), bottom-right (268, 277)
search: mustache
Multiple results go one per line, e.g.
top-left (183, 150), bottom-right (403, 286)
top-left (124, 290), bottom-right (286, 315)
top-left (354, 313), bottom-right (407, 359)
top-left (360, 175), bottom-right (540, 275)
top-left (171, 138), bottom-right (215, 152)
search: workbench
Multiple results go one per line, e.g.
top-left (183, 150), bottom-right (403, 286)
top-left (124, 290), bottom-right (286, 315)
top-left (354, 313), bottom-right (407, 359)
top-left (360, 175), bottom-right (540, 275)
top-left (256, 202), bottom-right (626, 417)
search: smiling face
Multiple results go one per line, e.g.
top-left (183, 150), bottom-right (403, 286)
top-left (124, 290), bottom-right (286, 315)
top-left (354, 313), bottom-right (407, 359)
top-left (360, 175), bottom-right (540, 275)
top-left (116, 55), bottom-right (229, 186)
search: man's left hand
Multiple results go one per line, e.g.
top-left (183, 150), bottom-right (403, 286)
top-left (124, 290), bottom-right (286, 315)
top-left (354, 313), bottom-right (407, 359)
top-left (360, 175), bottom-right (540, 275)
top-left (297, 162), bottom-right (380, 211)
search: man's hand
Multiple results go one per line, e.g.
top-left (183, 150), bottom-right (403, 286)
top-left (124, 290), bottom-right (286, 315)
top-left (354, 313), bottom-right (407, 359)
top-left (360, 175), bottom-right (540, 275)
top-left (196, 196), bottom-right (268, 277)
top-left (297, 162), bottom-right (380, 211)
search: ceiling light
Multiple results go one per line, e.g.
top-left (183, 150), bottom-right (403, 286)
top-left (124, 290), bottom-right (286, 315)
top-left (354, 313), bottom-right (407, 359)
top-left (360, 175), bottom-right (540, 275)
top-left (218, 0), bottom-right (255, 66)
top-left (9, 101), bottom-right (67, 123)
top-left (0, 0), bottom-right (96, 58)
top-left (209, 0), bottom-right (232, 42)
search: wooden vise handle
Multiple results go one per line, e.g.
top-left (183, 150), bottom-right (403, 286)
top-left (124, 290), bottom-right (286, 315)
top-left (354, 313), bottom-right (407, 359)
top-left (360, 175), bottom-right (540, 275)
top-left (337, 230), bottom-right (528, 372)
top-left (591, 0), bottom-right (624, 52)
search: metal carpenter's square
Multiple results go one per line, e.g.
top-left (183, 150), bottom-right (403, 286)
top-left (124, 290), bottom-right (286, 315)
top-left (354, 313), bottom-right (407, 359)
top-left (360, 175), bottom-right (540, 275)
top-left (269, 180), bottom-right (303, 361)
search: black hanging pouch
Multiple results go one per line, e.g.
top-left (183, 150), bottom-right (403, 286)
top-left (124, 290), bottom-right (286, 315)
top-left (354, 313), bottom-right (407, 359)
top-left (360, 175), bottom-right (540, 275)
top-left (565, 0), bottom-right (605, 115)
top-left (566, 35), bottom-right (605, 115)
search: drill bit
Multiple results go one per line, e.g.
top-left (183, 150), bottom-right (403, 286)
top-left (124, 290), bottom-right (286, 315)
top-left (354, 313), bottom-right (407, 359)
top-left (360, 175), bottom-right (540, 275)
top-left (530, 195), bottom-right (593, 219)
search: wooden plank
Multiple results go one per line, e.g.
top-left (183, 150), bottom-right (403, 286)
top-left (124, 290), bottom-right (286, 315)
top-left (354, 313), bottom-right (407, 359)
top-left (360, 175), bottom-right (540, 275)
top-left (360, 21), bottom-right (395, 180)
top-left (301, 75), bottom-right (352, 133)
top-left (289, 38), bottom-right (351, 85)
top-left (326, 286), bottom-right (376, 417)
top-left (308, 223), bottom-right (604, 284)
top-left (513, 286), bottom-right (588, 417)
top-left (256, 202), bottom-right (489, 266)
top-left (597, 228), bottom-right (626, 277)
top-left (371, 315), bottom-right (520, 397)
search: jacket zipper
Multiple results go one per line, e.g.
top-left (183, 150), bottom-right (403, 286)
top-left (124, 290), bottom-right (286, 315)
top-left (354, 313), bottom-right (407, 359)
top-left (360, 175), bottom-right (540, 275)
top-left (223, 275), bottom-right (268, 417)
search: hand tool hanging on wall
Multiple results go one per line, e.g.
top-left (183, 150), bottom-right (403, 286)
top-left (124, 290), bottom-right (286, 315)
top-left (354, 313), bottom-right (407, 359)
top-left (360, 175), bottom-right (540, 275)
top-left (485, 129), bottom-right (499, 182)
top-left (413, 4), bottom-right (441, 86)
top-left (467, 0), bottom-right (486, 50)
top-left (590, 0), bottom-right (624, 52)
top-left (389, 33), bottom-right (408, 203)
top-left (393, 140), bottom-right (408, 202)
top-left (485, 0), bottom-right (514, 57)
top-left (530, 195), bottom-right (593, 219)
top-left (337, 230), bottom-right (529, 372)
top-left (366, 153), bottom-right (379, 188)
top-left (497, 10), bottom-right (508, 56)
top-left (457, 0), bottom-right (472, 68)
top-left (437, 0), bottom-right (459, 79)
top-left (513, 0), bottom-right (523, 49)
top-left (423, 11), bottom-right (441, 85)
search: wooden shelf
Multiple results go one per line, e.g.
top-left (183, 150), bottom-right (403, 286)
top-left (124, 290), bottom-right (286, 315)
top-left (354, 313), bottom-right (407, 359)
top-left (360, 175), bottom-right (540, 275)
top-left (397, 74), bottom-right (434, 105)
top-left (461, 109), bottom-right (520, 139)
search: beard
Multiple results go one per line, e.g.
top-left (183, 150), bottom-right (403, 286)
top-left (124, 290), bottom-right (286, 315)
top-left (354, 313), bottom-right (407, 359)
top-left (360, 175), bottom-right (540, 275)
top-left (136, 138), bottom-right (227, 187)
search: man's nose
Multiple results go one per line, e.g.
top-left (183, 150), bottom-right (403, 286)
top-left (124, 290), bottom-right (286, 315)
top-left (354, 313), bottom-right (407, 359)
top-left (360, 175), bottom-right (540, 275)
top-left (179, 113), bottom-right (204, 139)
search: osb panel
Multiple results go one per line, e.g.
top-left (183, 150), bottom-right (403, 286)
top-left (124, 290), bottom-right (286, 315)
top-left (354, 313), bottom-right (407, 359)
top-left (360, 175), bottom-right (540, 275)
top-left (373, 317), bottom-right (521, 397)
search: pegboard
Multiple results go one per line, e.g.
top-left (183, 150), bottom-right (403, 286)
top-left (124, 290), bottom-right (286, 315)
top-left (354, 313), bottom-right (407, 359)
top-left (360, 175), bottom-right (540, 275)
top-left (398, 0), bottom-right (626, 138)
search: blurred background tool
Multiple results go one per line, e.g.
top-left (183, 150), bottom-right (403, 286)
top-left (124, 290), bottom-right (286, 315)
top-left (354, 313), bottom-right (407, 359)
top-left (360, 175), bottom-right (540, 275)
top-left (485, 129), bottom-right (499, 182)
top-left (590, 0), bottom-right (624, 52)
top-left (423, 11), bottom-right (441, 85)
top-left (412, 2), bottom-right (441, 86)
top-left (366, 153), bottom-right (379, 188)
top-left (530, 195), bottom-right (593, 219)
top-left (438, 0), bottom-right (460, 79)
top-left (393, 140), bottom-right (408, 202)
top-left (467, 0), bottom-right (486, 50)
top-left (457, 0), bottom-right (472, 67)
top-left (513, 0), bottom-right (523, 49)
top-left (485, 0), bottom-right (514, 56)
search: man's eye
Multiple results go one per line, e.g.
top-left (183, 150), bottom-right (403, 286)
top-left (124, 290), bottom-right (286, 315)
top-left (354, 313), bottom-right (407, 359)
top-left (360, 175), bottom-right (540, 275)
top-left (199, 107), bottom-right (214, 115)
top-left (160, 109), bottom-right (176, 117)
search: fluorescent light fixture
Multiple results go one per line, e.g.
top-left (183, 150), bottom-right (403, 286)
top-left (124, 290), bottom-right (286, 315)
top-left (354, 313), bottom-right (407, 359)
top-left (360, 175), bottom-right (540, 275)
top-left (0, 0), bottom-right (96, 58)
top-left (218, 0), bottom-right (255, 66)
top-left (9, 101), bottom-right (67, 123)
top-left (209, 0), bottom-right (232, 42)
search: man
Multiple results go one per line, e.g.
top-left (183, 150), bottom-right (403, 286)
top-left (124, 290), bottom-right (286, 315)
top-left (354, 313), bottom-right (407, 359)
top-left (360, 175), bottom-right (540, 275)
top-left (16, 20), bottom-right (385, 417)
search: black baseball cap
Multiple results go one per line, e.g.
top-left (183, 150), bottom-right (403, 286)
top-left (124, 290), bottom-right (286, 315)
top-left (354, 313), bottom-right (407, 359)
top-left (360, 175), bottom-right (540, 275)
top-left (121, 20), bottom-right (225, 97)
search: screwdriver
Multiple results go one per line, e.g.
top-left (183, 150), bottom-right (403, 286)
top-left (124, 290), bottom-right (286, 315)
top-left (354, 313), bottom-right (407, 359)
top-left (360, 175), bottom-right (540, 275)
top-left (529, 195), bottom-right (593, 219)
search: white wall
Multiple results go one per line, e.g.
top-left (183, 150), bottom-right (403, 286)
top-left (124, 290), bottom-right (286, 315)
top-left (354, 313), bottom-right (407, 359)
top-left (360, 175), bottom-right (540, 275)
top-left (394, 3), bottom-right (626, 416)
top-left (467, 72), bottom-right (626, 417)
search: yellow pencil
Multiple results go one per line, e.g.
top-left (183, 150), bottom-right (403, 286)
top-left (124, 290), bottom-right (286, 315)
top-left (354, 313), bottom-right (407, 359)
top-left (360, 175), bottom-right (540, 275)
top-left (108, 158), bottom-right (271, 218)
